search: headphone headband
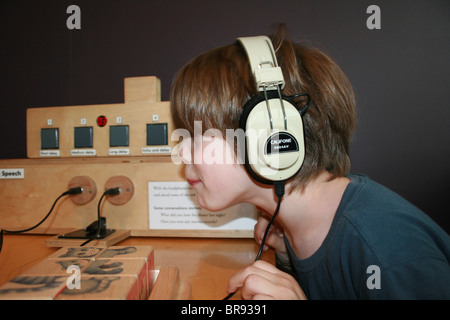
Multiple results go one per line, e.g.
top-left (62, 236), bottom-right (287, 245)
top-left (237, 36), bottom-right (285, 91)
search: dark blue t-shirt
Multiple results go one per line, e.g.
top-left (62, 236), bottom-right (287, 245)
top-left (282, 174), bottom-right (450, 299)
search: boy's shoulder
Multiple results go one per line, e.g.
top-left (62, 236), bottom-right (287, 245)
top-left (338, 174), bottom-right (450, 269)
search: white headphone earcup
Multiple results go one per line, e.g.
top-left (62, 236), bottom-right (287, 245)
top-left (241, 97), bottom-right (305, 183)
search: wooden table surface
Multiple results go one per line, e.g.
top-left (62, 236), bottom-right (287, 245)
top-left (0, 234), bottom-right (275, 300)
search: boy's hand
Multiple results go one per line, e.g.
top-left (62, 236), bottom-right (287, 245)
top-left (227, 260), bottom-right (307, 300)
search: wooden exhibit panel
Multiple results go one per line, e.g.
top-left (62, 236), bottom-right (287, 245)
top-left (26, 76), bottom-right (175, 158)
top-left (0, 157), bottom-right (184, 235)
top-left (0, 156), bottom-right (255, 238)
top-left (1, 75), bottom-right (257, 238)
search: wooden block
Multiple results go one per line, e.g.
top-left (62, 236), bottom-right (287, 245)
top-left (0, 275), bottom-right (67, 300)
top-left (0, 245), bottom-right (157, 300)
top-left (47, 246), bottom-right (106, 260)
top-left (149, 267), bottom-right (180, 300)
top-left (21, 258), bottom-right (92, 276)
top-left (82, 259), bottom-right (148, 300)
top-left (97, 246), bottom-right (155, 298)
top-left (124, 76), bottom-right (161, 103)
top-left (55, 275), bottom-right (139, 300)
top-left (177, 281), bottom-right (192, 300)
top-left (97, 245), bottom-right (154, 260)
top-left (148, 267), bottom-right (191, 300)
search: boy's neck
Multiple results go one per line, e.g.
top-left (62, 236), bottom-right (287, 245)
top-left (273, 172), bottom-right (350, 260)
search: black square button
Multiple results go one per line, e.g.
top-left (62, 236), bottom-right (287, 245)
top-left (74, 127), bottom-right (93, 148)
top-left (110, 125), bottom-right (129, 147)
top-left (146, 123), bottom-right (168, 146)
top-left (41, 128), bottom-right (59, 149)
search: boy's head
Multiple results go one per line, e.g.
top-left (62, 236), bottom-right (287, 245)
top-left (170, 26), bottom-right (356, 192)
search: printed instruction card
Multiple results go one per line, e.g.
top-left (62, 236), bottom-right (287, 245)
top-left (148, 181), bottom-right (257, 230)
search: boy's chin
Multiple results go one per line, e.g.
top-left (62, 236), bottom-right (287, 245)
top-left (197, 198), bottom-right (229, 212)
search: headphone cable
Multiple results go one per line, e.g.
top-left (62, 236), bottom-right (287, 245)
top-left (223, 180), bottom-right (285, 300)
top-left (80, 187), bottom-right (120, 247)
top-left (0, 187), bottom-right (83, 255)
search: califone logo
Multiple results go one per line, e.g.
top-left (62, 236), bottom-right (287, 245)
top-left (271, 138), bottom-right (292, 145)
top-left (265, 132), bottom-right (299, 155)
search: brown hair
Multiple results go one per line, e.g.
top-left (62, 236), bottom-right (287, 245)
top-left (170, 26), bottom-right (356, 192)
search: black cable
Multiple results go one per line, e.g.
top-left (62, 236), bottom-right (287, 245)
top-left (80, 187), bottom-right (120, 247)
top-left (223, 180), bottom-right (285, 300)
top-left (0, 230), bottom-right (3, 256)
top-left (0, 187), bottom-right (83, 254)
top-left (291, 92), bottom-right (311, 116)
top-left (254, 196), bottom-right (282, 261)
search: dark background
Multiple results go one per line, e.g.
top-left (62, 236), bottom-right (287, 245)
top-left (1, 0), bottom-right (449, 232)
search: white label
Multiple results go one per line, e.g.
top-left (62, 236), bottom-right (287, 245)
top-left (80, 118), bottom-right (87, 125)
top-left (0, 168), bottom-right (25, 179)
top-left (148, 181), bottom-right (257, 230)
top-left (108, 148), bottom-right (130, 156)
top-left (142, 146), bottom-right (172, 154)
top-left (47, 119), bottom-right (53, 126)
top-left (116, 116), bottom-right (123, 124)
top-left (40, 150), bottom-right (60, 157)
top-left (152, 114), bottom-right (159, 121)
top-left (71, 149), bottom-right (96, 156)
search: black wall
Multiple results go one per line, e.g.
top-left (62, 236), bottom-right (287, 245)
top-left (1, 0), bottom-right (449, 232)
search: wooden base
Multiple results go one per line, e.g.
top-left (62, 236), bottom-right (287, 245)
top-left (149, 267), bottom-right (191, 300)
top-left (45, 229), bottom-right (130, 247)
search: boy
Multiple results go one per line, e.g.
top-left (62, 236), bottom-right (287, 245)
top-left (170, 27), bottom-right (450, 299)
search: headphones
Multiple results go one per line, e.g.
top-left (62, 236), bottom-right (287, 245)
top-left (238, 36), bottom-right (310, 185)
